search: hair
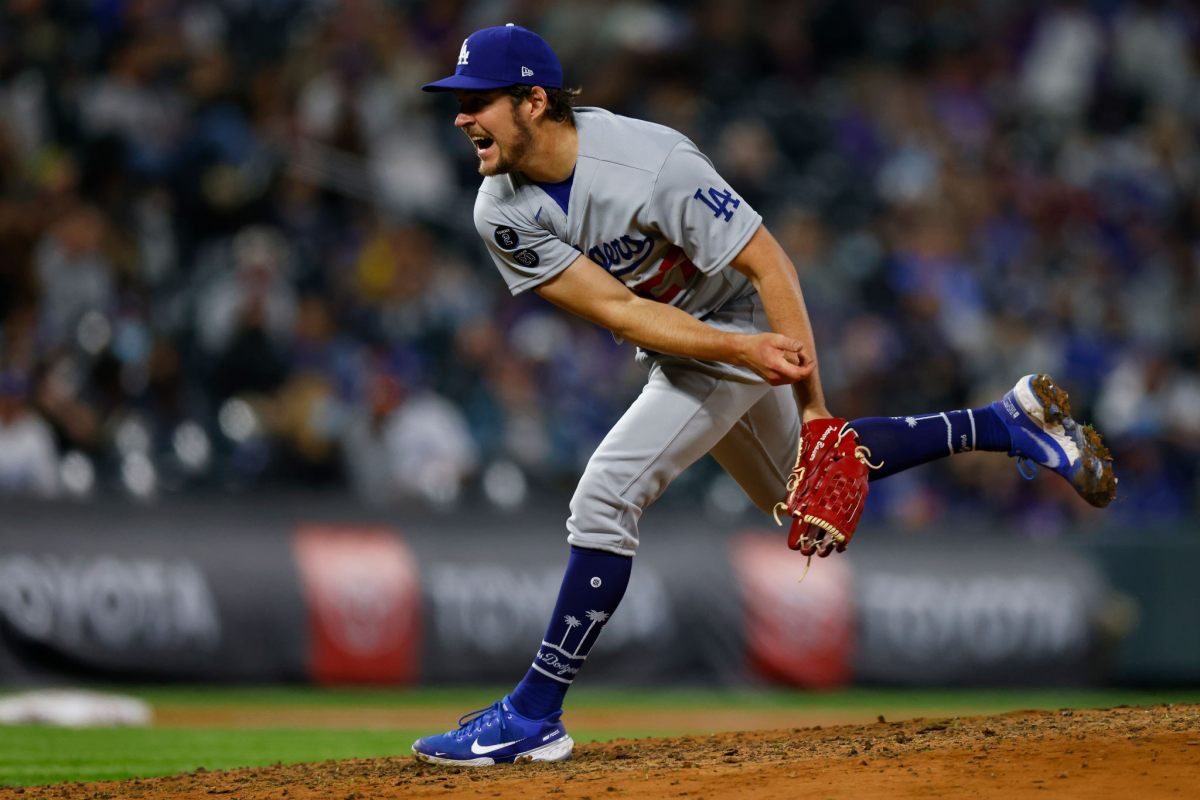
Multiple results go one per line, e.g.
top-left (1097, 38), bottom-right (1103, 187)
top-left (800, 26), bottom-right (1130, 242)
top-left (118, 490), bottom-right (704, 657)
top-left (506, 84), bottom-right (581, 125)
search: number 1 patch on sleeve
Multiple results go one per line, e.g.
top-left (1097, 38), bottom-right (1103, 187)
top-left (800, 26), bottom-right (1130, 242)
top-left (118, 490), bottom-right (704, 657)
top-left (694, 187), bottom-right (740, 222)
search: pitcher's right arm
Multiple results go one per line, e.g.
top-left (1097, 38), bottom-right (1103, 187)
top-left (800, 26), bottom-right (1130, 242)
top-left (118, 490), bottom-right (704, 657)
top-left (535, 253), bottom-right (812, 386)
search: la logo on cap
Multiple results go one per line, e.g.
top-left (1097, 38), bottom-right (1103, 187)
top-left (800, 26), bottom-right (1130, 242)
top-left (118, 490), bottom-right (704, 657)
top-left (457, 39), bottom-right (469, 65)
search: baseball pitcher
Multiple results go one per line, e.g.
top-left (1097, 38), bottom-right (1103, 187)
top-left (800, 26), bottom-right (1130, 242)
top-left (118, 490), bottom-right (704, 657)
top-left (412, 25), bottom-right (1116, 766)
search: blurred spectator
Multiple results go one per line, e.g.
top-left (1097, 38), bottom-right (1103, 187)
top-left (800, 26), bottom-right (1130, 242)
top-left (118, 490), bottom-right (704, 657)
top-left (1020, 6), bottom-right (1104, 120)
top-left (196, 226), bottom-right (297, 356)
top-left (382, 388), bottom-right (478, 503)
top-left (35, 206), bottom-right (114, 347)
top-left (341, 362), bottom-right (478, 506)
top-left (0, 371), bottom-right (58, 497)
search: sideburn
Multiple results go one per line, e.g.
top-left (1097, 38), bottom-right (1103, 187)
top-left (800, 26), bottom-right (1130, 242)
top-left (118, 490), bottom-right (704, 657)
top-left (501, 101), bottom-right (535, 173)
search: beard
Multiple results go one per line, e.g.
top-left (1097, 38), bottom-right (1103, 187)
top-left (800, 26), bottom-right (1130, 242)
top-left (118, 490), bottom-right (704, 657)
top-left (478, 108), bottom-right (534, 177)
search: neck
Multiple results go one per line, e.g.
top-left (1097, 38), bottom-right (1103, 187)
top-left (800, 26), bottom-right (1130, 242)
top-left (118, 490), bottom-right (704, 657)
top-left (520, 120), bottom-right (578, 183)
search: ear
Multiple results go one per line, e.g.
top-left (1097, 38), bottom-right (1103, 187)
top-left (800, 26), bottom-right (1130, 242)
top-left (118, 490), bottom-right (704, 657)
top-left (526, 86), bottom-right (550, 122)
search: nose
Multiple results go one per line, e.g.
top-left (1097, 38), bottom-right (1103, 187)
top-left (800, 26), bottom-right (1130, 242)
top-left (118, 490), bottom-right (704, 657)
top-left (455, 113), bottom-right (473, 129)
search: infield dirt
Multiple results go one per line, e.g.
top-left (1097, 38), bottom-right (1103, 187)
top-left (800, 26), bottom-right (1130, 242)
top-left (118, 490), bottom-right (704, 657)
top-left (2, 703), bottom-right (1196, 799)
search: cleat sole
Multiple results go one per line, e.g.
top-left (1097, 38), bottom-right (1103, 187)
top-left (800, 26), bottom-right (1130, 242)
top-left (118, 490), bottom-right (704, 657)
top-left (412, 735), bottom-right (574, 768)
top-left (1030, 373), bottom-right (1072, 422)
top-left (1029, 374), bottom-right (1116, 508)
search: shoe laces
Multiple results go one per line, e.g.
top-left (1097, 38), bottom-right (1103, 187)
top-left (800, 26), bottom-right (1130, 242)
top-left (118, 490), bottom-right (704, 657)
top-left (452, 701), bottom-right (511, 741)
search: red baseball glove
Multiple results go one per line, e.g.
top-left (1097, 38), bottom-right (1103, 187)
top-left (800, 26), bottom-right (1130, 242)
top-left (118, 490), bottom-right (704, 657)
top-left (773, 418), bottom-right (879, 560)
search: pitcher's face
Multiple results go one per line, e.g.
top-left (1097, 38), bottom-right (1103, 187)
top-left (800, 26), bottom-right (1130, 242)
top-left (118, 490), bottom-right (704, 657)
top-left (455, 90), bottom-right (534, 176)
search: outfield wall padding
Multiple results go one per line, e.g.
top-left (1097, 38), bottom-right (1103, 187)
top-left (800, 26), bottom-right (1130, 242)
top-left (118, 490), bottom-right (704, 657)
top-left (0, 499), bottom-right (1162, 686)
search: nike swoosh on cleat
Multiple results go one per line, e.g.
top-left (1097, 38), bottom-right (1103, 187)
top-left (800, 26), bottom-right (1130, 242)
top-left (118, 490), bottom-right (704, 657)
top-left (1028, 435), bottom-right (1061, 468)
top-left (434, 752), bottom-right (446, 756)
top-left (471, 736), bottom-right (527, 755)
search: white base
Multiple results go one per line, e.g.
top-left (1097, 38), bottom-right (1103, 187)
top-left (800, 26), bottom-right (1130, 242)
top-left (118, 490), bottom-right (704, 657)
top-left (412, 735), bottom-right (575, 768)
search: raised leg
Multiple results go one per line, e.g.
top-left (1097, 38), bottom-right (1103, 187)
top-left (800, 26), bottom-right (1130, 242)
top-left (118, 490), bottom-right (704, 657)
top-left (849, 406), bottom-right (1012, 481)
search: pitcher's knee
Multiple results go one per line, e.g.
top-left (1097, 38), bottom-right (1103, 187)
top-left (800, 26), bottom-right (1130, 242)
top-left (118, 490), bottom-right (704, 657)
top-left (566, 470), bottom-right (640, 556)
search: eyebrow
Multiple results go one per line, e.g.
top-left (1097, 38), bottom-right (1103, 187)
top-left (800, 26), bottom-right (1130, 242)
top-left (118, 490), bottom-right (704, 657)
top-left (457, 97), bottom-right (485, 115)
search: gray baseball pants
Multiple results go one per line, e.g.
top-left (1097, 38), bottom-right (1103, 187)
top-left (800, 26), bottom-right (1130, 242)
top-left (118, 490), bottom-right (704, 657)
top-left (566, 296), bottom-right (800, 556)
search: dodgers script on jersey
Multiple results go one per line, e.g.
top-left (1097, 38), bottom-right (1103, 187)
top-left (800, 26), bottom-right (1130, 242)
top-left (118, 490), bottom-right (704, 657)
top-left (474, 108), bottom-right (764, 360)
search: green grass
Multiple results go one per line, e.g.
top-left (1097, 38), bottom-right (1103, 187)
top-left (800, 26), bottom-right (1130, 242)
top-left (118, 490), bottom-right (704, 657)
top-left (2, 686), bottom-right (1200, 787)
top-left (0, 727), bottom-right (416, 786)
top-left (127, 684), bottom-right (1200, 713)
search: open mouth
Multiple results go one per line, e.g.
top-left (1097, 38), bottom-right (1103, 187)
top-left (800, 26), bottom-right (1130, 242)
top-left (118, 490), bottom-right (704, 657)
top-left (471, 136), bottom-right (495, 157)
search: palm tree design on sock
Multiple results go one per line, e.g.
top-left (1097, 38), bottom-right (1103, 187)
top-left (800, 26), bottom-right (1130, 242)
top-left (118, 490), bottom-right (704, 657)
top-left (558, 615), bottom-right (582, 649)
top-left (572, 610), bottom-right (610, 657)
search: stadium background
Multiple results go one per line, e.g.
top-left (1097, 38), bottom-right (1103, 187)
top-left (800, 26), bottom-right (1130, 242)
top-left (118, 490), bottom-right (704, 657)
top-left (0, 0), bottom-right (1196, 524)
top-left (1, 0), bottom-right (1200, 789)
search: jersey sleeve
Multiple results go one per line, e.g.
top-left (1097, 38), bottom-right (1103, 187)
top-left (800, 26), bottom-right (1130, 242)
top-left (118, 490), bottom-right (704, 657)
top-left (645, 140), bottom-right (762, 275)
top-left (474, 191), bottom-right (581, 295)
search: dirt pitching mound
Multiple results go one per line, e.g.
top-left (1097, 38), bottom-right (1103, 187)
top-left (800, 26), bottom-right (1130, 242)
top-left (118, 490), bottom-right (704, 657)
top-left (3, 704), bottom-right (1197, 799)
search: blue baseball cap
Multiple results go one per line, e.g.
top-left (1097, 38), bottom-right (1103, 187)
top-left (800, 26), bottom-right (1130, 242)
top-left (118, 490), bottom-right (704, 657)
top-left (422, 24), bottom-right (563, 93)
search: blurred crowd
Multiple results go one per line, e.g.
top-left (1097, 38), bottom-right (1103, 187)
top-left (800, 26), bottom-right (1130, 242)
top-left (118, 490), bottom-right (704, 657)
top-left (0, 0), bottom-right (1197, 533)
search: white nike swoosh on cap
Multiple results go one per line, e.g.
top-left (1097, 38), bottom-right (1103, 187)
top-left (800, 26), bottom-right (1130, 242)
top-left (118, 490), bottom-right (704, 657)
top-left (471, 736), bottom-right (527, 755)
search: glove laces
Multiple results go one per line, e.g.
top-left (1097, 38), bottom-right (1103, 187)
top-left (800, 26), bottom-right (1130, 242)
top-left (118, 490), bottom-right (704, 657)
top-left (854, 444), bottom-right (883, 470)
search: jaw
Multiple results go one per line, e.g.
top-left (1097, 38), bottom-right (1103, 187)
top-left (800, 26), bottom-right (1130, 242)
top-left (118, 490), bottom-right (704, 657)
top-left (466, 132), bottom-right (503, 175)
top-left (466, 117), bottom-right (531, 177)
top-left (478, 142), bottom-right (514, 176)
top-left (478, 146), bottom-right (501, 175)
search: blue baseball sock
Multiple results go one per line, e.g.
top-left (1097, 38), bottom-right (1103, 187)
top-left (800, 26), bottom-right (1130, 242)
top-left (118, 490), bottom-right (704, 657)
top-left (850, 406), bottom-right (1012, 481)
top-left (508, 546), bottom-right (632, 721)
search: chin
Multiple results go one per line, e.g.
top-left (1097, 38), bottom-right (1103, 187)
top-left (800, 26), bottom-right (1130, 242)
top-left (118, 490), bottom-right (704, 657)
top-left (478, 158), bottom-right (513, 177)
top-left (477, 146), bottom-right (518, 176)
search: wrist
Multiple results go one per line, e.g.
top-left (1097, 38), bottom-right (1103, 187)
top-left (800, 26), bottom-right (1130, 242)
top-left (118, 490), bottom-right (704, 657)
top-left (725, 332), bottom-right (752, 368)
top-left (802, 406), bottom-right (833, 423)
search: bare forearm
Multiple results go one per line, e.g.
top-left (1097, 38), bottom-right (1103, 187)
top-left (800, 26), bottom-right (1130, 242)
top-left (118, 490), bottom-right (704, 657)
top-left (608, 297), bottom-right (741, 363)
top-left (732, 226), bottom-right (829, 420)
top-left (752, 266), bottom-right (827, 417)
top-left (535, 253), bottom-right (811, 386)
top-left (606, 298), bottom-right (808, 386)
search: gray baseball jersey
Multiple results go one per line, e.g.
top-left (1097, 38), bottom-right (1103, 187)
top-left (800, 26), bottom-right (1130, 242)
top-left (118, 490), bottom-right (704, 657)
top-left (472, 107), bottom-right (797, 556)
top-left (475, 107), bottom-right (765, 381)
